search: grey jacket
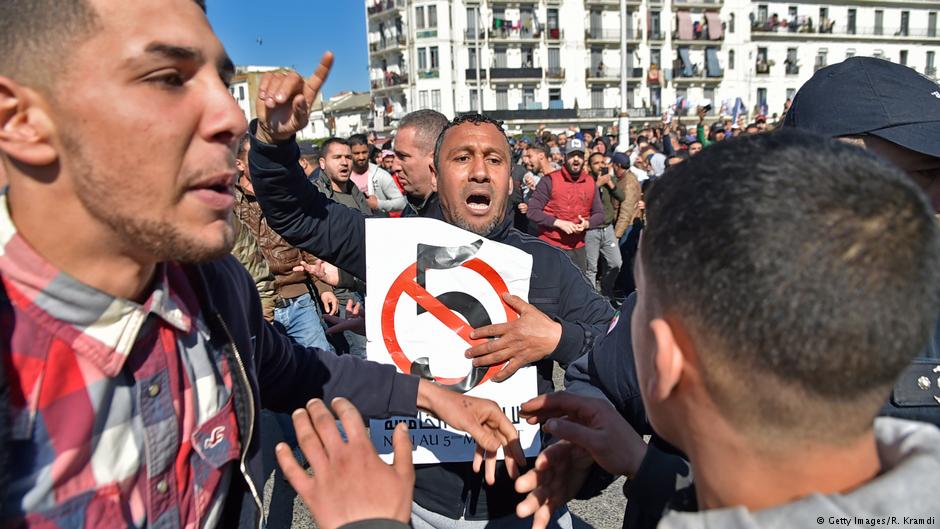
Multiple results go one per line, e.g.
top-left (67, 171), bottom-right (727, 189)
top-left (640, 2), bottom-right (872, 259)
top-left (364, 163), bottom-right (407, 214)
top-left (658, 418), bottom-right (940, 529)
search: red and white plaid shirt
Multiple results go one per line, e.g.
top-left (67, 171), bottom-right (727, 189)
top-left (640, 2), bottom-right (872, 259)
top-left (0, 195), bottom-right (240, 529)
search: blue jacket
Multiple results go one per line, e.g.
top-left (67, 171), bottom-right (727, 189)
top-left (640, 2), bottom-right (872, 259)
top-left (247, 124), bottom-right (615, 520)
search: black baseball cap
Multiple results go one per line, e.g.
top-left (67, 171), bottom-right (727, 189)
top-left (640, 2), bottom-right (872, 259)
top-left (783, 57), bottom-right (940, 157)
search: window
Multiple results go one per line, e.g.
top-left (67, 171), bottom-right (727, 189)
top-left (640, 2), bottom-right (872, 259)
top-left (419, 90), bottom-right (428, 110)
top-left (522, 46), bottom-right (535, 68)
top-left (815, 49), bottom-right (828, 71)
top-left (523, 86), bottom-right (536, 108)
top-left (757, 87), bottom-right (767, 106)
top-left (496, 88), bottom-right (509, 110)
top-left (468, 48), bottom-right (477, 69)
top-left (874, 10), bottom-right (883, 36)
top-left (786, 88), bottom-right (796, 102)
top-left (900, 11), bottom-right (910, 37)
top-left (415, 6), bottom-right (426, 29)
top-left (788, 6), bottom-right (797, 19)
top-left (494, 46), bottom-right (507, 68)
top-left (927, 51), bottom-right (936, 76)
top-left (728, 49), bottom-right (735, 70)
top-left (703, 88), bottom-right (715, 113)
top-left (650, 11), bottom-right (662, 39)
top-left (819, 7), bottom-right (828, 22)
top-left (591, 87), bottom-right (604, 109)
top-left (469, 89), bottom-right (478, 111)
top-left (548, 47), bottom-right (561, 70)
top-left (847, 9), bottom-right (856, 35)
top-left (729, 13), bottom-right (735, 33)
top-left (549, 88), bottom-right (562, 109)
top-left (785, 47), bottom-right (798, 74)
top-left (466, 7), bottom-right (478, 36)
top-left (676, 87), bottom-right (688, 104)
top-left (650, 48), bottom-right (662, 68)
top-left (930, 12), bottom-right (938, 38)
top-left (418, 47), bottom-right (427, 70)
top-left (431, 90), bottom-right (441, 111)
top-left (428, 5), bottom-right (438, 28)
top-left (238, 86), bottom-right (245, 100)
top-left (430, 46), bottom-right (439, 69)
top-left (758, 5), bottom-right (768, 24)
top-left (900, 50), bottom-right (908, 66)
top-left (627, 87), bottom-right (635, 108)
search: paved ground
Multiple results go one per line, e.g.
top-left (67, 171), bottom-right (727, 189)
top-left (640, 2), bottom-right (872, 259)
top-left (260, 365), bottom-right (628, 529)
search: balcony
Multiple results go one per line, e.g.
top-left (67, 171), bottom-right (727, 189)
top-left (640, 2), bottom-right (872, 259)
top-left (459, 107), bottom-right (660, 123)
top-left (489, 26), bottom-right (542, 42)
top-left (416, 29), bottom-right (438, 39)
top-left (369, 34), bottom-right (407, 54)
top-left (489, 0), bottom-right (538, 4)
top-left (672, 0), bottom-right (722, 9)
top-left (927, 66), bottom-right (938, 78)
top-left (755, 61), bottom-right (771, 75)
top-left (489, 67), bottom-right (543, 81)
top-left (649, 30), bottom-right (666, 40)
top-left (673, 66), bottom-right (723, 81)
top-left (546, 27), bottom-right (564, 41)
top-left (417, 69), bottom-right (440, 79)
top-left (672, 30), bottom-right (724, 44)
top-left (465, 28), bottom-right (484, 41)
top-left (585, 27), bottom-right (621, 43)
top-left (465, 69), bottom-right (487, 80)
top-left (371, 72), bottom-right (409, 90)
top-left (585, 67), bottom-right (644, 82)
top-left (367, 0), bottom-right (404, 17)
top-left (751, 19), bottom-right (940, 41)
top-left (585, 0), bottom-right (638, 6)
top-left (785, 62), bottom-right (800, 75)
top-left (547, 67), bottom-right (566, 80)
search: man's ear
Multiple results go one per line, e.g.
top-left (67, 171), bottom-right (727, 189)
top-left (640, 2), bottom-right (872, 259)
top-left (318, 157), bottom-right (326, 171)
top-left (646, 318), bottom-right (685, 403)
top-left (429, 161), bottom-right (438, 192)
top-left (234, 157), bottom-right (246, 174)
top-left (507, 171), bottom-right (513, 196)
top-left (0, 77), bottom-right (58, 167)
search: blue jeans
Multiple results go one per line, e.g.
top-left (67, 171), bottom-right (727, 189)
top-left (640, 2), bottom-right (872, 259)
top-left (272, 292), bottom-right (334, 353)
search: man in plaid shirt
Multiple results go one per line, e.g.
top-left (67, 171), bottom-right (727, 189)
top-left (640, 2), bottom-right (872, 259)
top-left (0, 1), bottom-right (526, 528)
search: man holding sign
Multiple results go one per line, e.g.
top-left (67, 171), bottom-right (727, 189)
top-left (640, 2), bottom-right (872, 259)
top-left (249, 62), bottom-right (615, 527)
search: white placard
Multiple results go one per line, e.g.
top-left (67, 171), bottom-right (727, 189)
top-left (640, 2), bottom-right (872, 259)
top-left (366, 218), bottom-right (541, 464)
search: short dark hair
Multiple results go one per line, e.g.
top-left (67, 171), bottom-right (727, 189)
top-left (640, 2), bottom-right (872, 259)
top-left (319, 137), bottom-right (349, 159)
top-left (347, 134), bottom-right (369, 148)
top-left (526, 143), bottom-right (551, 159)
top-left (433, 114), bottom-right (510, 173)
top-left (642, 130), bottom-right (940, 441)
top-left (397, 109), bottom-right (448, 155)
top-left (0, 0), bottom-right (206, 87)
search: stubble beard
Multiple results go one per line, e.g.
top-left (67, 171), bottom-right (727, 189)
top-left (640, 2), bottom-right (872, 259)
top-left (66, 134), bottom-right (234, 264)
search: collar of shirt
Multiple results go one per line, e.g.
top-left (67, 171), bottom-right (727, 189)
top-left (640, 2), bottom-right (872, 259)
top-left (0, 193), bottom-right (194, 377)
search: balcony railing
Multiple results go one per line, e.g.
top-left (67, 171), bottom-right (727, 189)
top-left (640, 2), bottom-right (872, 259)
top-left (416, 29), bottom-right (438, 39)
top-left (649, 30), bottom-right (665, 40)
top-left (586, 67), bottom-right (645, 79)
top-left (371, 72), bottom-right (409, 89)
top-left (785, 63), bottom-right (800, 75)
top-left (586, 28), bottom-right (621, 40)
top-left (755, 61), bottom-right (771, 75)
top-left (369, 34), bottom-right (407, 53)
top-left (465, 69), bottom-right (487, 80)
top-left (672, 0), bottom-right (722, 7)
top-left (465, 28), bottom-right (484, 40)
top-left (673, 66), bottom-right (723, 79)
top-left (672, 30), bottom-right (724, 41)
top-left (490, 26), bottom-right (541, 40)
top-left (547, 67), bottom-right (566, 79)
top-left (546, 27), bottom-right (564, 40)
top-left (367, 0), bottom-right (404, 16)
top-left (417, 69), bottom-right (440, 79)
top-left (752, 19), bottom-right (939, 39)
top-left (490, 67), bottom-right (543, 80)
top-left (927, 66), bottom-right (938, 78)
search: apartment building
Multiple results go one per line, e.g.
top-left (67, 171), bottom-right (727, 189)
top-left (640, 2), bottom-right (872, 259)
top-left (365, 0), bottom-right (939, 133)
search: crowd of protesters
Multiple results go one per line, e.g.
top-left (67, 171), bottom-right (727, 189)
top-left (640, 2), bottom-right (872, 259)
top-left (1, 2), bottom-right (939, 529)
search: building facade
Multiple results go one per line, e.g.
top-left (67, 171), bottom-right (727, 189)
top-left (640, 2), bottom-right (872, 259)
top-left (365, 0), bottom-right (939, 133)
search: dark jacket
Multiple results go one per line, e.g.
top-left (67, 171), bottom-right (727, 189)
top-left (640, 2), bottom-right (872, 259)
top-left (247, 123), bottom-right (615, 520)
top-left (313, 172), bottom-right (374, 217)
top-left (187, 259), bottom-right (420, 529)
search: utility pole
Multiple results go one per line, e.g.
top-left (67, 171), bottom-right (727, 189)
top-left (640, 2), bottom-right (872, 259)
top-left (618, 0), bottom-right (631, 149)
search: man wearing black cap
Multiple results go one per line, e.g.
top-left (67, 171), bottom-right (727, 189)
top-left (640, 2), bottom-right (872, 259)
top-left (784, 56), bottom-right (940, 425)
